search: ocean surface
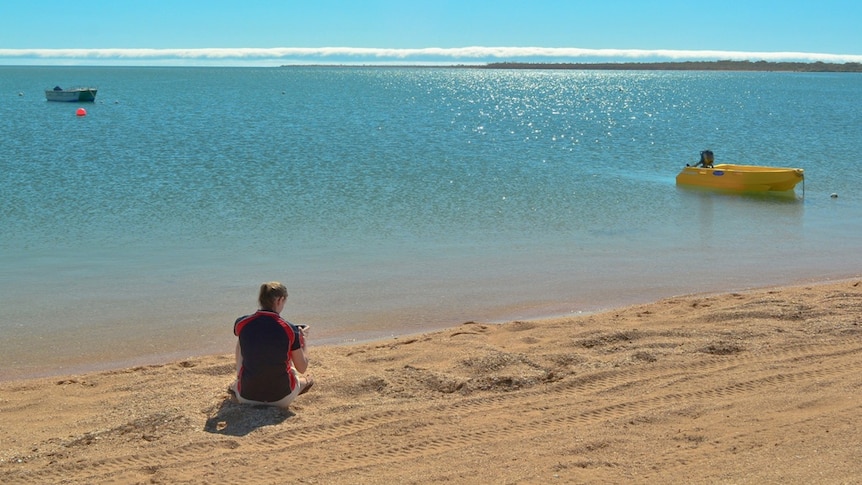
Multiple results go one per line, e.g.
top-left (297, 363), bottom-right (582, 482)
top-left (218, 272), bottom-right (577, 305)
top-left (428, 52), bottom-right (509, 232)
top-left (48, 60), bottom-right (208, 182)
top-left (2, 66), bottom-right (861, 379)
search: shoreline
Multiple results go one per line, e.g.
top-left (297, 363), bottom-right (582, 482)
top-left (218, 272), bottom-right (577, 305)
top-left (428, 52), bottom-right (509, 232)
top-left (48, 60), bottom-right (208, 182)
top-left (2, 277), bottom-right (861, 483)
top-left (3, 274), bottom-right (859, 384)
top-left (274, 60), bottom-right (862, 72)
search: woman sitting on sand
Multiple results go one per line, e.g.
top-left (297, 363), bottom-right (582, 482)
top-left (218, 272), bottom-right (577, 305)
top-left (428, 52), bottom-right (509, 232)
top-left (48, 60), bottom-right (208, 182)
top-left (229, 281), bottom-right (313, 407)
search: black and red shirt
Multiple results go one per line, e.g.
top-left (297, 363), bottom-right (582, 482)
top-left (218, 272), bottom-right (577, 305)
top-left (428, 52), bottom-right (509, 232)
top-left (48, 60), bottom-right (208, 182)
top-left (233, 310), bottom-right (303, 402)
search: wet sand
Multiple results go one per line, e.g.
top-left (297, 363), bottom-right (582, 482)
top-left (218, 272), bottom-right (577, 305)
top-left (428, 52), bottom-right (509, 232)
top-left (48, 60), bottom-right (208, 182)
top-left (2, 279), bottom-right (861, 484)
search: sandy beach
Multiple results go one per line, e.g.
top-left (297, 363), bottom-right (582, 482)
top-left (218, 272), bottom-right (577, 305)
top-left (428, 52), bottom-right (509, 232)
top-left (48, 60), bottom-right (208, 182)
top-left (1, 279), bottom-right (860, 484)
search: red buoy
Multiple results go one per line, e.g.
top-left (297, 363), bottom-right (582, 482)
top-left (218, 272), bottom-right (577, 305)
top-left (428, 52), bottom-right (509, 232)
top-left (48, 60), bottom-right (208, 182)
top-left (76, 108), bottom-right (87, 117)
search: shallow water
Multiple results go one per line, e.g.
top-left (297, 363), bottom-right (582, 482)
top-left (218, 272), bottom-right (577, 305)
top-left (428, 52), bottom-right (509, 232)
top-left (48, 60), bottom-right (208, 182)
top-left (1, 66), bottom-right (861, 378)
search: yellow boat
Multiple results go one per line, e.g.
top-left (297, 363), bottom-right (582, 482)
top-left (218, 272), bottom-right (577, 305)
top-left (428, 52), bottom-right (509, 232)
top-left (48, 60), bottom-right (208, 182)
top-left (676, 151), bottom-right (804, 192)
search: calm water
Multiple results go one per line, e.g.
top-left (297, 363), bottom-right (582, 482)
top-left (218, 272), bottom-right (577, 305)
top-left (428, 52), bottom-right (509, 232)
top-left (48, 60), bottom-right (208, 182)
top-left (2, 66), bottom-right (861, 379)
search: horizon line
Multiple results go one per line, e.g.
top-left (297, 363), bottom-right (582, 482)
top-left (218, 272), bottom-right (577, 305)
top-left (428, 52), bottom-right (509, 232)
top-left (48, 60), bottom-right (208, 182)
top-left (2, 47), bottom-right (861, 66)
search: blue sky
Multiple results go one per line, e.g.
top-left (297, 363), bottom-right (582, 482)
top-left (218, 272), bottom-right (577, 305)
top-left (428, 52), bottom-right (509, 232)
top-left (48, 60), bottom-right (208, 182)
top-left (2, 0), bottom-right (861, 65)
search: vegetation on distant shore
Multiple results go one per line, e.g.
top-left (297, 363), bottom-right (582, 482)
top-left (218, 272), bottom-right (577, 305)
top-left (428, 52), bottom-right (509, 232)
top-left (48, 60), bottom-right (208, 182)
top-left (481, 60), bottom-right (862, 72)
top-left (283, 60), bottom-right (862, 72)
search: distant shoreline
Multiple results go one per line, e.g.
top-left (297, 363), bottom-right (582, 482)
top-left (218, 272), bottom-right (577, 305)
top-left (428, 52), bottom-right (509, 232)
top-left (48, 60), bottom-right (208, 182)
top-left (281, 60), bottom-right (862, 72)
top-left (480, 60), bottom-right (862, 72)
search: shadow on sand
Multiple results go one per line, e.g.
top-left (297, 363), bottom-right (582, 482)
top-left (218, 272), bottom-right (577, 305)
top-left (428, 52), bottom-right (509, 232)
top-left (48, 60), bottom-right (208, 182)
top-left (204, 397), bottom-right (293, 437)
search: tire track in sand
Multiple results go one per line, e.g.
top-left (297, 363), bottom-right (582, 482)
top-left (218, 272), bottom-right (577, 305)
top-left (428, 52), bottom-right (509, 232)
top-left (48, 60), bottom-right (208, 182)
top-left (14, 339), bottom-right (862, 484)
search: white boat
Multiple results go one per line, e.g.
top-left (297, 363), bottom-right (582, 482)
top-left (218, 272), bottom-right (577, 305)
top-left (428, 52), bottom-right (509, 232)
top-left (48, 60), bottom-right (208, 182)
top-left (45, 86), bottom-right (97, 102)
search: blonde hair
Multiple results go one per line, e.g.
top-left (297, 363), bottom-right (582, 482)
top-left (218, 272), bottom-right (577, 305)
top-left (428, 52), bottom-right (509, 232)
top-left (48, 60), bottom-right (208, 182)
top-left (258, 281), bottom-right (288, 311)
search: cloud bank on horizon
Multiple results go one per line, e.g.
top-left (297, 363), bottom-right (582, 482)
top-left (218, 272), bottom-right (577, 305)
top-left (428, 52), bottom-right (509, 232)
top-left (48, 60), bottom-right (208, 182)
top-left (2, 46), bottom-right (861, 66)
